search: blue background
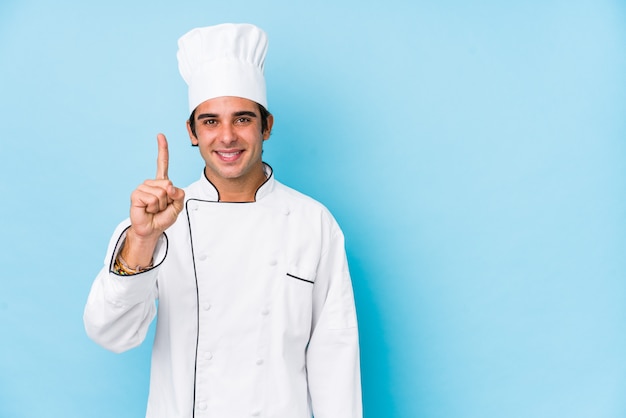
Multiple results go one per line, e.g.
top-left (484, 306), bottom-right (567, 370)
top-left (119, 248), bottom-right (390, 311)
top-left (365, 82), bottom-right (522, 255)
top-left (1, 0), bottom-right (625, 417)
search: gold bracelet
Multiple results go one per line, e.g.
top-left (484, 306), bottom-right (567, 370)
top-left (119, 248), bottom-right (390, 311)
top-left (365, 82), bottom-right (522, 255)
top-left (113, 253), bottom-right (154, 276)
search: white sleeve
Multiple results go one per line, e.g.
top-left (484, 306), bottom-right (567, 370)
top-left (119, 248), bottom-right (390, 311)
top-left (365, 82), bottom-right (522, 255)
top-left (306, 222), bottom-right (362, 418)
top-left (83, 221), bottom-right (168, 354)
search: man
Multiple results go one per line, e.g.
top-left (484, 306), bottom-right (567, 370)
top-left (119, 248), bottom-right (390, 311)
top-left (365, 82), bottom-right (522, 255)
top-left (84, 23), bottom-right (362, 418)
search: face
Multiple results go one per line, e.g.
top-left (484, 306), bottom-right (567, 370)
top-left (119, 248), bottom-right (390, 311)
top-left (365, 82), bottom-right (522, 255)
top-left (187, 96), bottom-right (273, 188)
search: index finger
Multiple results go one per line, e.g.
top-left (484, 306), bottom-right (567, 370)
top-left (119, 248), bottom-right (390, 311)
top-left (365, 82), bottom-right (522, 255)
top-left (156, 133), bottom-right (169, 180)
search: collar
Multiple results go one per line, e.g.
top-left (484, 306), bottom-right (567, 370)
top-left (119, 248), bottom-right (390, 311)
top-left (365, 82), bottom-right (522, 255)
top-left (197, 162), bottom-right (275, 202)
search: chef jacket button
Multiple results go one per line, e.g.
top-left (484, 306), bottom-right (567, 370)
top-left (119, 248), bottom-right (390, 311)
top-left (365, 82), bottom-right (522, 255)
top-left (205, 351), bottom-right (213, 360)
top-left (251, 410), bottom-right (261, 416)
top-left (283, 209), bottom-right (290, 216)
top-left (269, 259), bottom-right (277, 266)
top-left (261, 308), bottom-right (270, 316)
top-left (198, 402), bottom-right (207, 410)
top-left (256, 358), bottom-right (264, 365)
top-left (202, 303), bottom-right (212, 311)
top-left (190, 203), bottom-right (198, 211)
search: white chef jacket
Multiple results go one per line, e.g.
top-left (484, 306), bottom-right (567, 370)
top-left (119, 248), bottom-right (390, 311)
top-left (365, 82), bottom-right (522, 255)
top-left (84, 165), bottom-right (362, 418)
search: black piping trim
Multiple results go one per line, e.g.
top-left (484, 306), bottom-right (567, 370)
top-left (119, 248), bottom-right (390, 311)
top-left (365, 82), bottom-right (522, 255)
top-left (202, 169), bottom-right (221, 202)
top-left (186, 162), bottom-right (274, 416)
top-left (254, 163), bottom-right (273, 201)
top-left (108, 225), bottom-right (169, 276)
top-left (286, 273), bottom-right (314, 284)
top-left (200, 162), bottom-right (274, 203)
top-left (185, 202), bottom-right (200, 418)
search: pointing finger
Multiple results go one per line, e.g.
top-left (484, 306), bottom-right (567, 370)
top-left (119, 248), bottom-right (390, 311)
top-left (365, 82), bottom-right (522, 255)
top-left (156, 133), bottom-right (169, 180)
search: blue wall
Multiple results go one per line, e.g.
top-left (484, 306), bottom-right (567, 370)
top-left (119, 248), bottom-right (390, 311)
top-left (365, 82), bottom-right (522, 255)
top-left (1, 0), bottom-right (625, 417)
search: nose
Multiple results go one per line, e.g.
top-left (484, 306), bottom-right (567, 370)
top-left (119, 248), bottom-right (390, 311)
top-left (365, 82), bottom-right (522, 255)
top-left (219, 124), bottom-right (237, 145)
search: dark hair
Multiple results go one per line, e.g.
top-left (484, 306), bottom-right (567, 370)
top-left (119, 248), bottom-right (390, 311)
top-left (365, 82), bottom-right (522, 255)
top-left (188, 103), bottom-right (272, 144)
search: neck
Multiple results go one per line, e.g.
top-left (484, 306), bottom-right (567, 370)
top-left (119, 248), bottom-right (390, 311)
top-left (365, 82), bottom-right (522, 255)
top-left (206, 165), bottom-right (267, 202)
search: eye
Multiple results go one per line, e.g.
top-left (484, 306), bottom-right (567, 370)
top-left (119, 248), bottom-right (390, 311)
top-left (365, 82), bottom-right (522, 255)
top-left (203, 119), bottom-right (218, 126)
top-left (235, 117), bottom-right (251, 124)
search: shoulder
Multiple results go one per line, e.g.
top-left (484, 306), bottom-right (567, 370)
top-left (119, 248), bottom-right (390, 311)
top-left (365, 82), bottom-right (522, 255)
top-left (271, 180), bottom-right (342, 233)
top-left (273, 180), bottom-right (328, 210)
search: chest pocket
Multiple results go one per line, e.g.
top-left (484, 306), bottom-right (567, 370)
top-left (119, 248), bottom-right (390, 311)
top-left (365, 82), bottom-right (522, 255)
top-left (285, 272), bottom-right (314, 285)
top-left (274, 210), bottom-right (323, 334)
top-left (283, 213), bottom-right (322, 286)
top-left (279, 269), bottom-right (315, 340)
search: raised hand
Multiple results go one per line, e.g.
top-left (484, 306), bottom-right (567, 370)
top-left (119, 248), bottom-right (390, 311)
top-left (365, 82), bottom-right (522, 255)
top-left (123, 134), bottom-right (185, 267)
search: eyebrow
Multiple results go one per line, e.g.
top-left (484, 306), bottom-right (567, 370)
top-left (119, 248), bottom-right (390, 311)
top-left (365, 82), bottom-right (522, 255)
top-left (196, 110), bottom-right (258, 120)
top-left (234, 111), bottom-right (258, 118)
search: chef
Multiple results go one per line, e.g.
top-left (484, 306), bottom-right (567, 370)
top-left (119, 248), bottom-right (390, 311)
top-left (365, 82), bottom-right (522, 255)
top-left (83, 23), bottom-right (362, 418)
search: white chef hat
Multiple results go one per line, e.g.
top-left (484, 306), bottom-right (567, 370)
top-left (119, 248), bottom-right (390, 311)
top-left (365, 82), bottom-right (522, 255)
top-left (177, 23), bottom-right (268, 114)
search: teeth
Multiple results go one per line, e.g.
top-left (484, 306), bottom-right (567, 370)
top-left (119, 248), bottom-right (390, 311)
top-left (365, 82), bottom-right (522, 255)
top-left (218, 151), bottom-right (240, 157)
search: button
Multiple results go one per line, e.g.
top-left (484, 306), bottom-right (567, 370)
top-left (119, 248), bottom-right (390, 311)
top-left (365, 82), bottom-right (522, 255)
top-left (202, 303), bottom-right (212, 311)
top-left (198, 254), bottom-right (208, 261)
top-left (269, 259), bottom-right (277, 266)
top-left (251, 410), bottom-right (261, 417)
top-left (283, 209), bottom-right (290, 216)
top-left (261, 308), bottom-right (270, 316)
top-left (198, 402), bottom-right (207, 410)
top-left (190, 203), bottom-right (198, 211)
top-left (256, 358), bottom-right (264, 365)
top-left (205, 351), bottom-right (213, 360)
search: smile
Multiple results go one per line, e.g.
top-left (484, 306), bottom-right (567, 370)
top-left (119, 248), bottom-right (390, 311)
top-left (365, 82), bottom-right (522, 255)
top-left (217, 151), bottom-right (241, 157)
top-left (216, 150), bottom-right (243, 162)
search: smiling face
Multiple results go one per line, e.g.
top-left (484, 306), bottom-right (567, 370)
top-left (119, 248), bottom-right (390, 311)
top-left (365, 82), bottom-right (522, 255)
top-left (187, 96), bottom-right (273, 200)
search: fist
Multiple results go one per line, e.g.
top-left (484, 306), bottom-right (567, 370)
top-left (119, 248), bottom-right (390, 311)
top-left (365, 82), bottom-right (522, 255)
top-left (129, 133), bottom-right (185, 240)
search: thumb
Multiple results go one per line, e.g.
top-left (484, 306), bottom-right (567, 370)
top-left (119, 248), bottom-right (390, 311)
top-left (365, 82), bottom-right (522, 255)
top-left (159, 187), bottom-right (185, 228)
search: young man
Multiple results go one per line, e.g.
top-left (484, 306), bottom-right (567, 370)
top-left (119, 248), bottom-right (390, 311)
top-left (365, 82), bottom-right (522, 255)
top-left (84, 23), bottom-right (362, 418)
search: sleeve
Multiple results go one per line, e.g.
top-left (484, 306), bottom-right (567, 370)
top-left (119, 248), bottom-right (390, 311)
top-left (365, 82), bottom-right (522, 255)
top-left (83, 220), bottom-right (168, 354)
top-left (306, 221), bottom-right (363, 418)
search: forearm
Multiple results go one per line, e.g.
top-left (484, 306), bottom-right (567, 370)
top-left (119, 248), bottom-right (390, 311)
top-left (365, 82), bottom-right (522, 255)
top-left (307, 327), bottom-right (362, 418)
top-left (119, 227), bottom-right (161, 271)
top-left (83, 222), bottom-right (167, 353)
top-left (83, 266), bottom-right (158, 353)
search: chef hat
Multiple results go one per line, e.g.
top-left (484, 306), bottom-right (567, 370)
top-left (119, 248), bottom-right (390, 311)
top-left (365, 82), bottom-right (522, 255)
top-left (177, 23), bottom-right (268, 114)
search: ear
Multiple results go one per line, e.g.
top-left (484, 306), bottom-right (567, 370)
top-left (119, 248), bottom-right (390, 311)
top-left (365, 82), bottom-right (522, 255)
top-left (186, 119), bottom-right (199, 146)
top-left (263, 114), bottom-right (274, 141)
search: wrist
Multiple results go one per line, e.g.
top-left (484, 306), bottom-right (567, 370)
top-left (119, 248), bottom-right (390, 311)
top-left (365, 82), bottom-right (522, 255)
top-left (121, 227), bottom-right (161, 268)
top-left (114, 253), bottom-right (154, 276)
